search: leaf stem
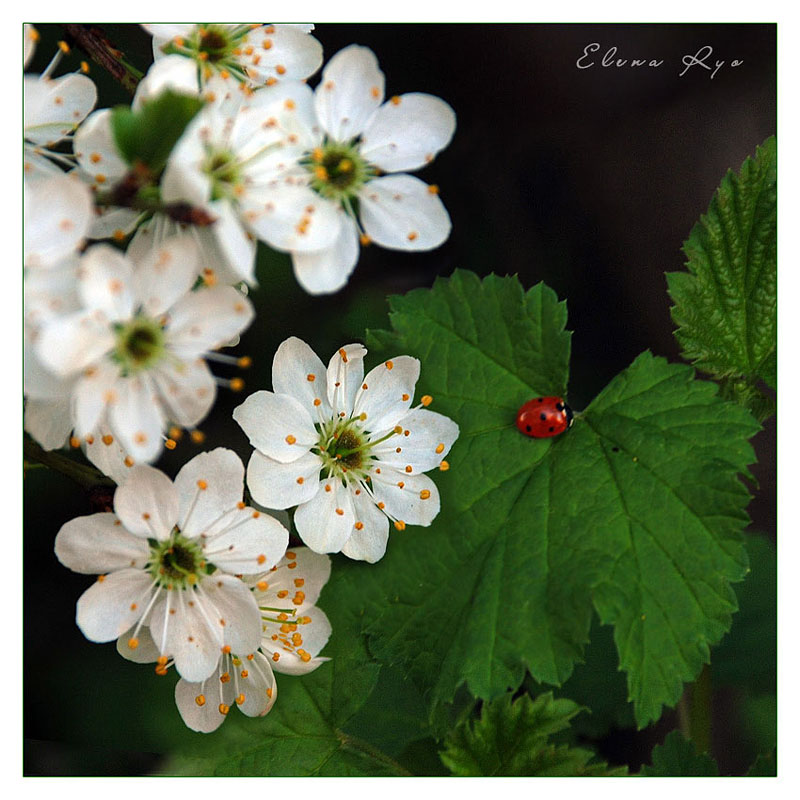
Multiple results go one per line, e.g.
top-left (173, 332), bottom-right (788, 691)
top-left (63, 24), bottom-right (143, 94)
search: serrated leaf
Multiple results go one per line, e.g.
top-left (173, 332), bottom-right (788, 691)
top-left (641, 731), bottom-right (719, 776)
top-left (362, 271), bottom-right (759, 728)
top-left (440, 692), bottom-right (624, 776)
top-left (165, 563), bottom-right (405, 777)
top-left (667, 136), bottom-right (776, 395)
top-left (111, 90), bottom-right (204, 174)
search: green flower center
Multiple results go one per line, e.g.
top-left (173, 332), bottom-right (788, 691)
top-left (161, 24), bottom-right (255, 82)
top-left (203, 148), bottom-right (242, 201)
top-left (198, 28), bottom-right (229, 62)
top-left (113, 316), bottom-right (166, 374)
top-left (314, 417), bottom-right (402, 482)
top-left (149, 530), bottom-right (207, 590)
top-left (304, 141), bottom-right (375, 203)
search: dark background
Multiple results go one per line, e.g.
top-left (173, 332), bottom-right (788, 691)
top-left (24, 22), bottom-right (776, 776)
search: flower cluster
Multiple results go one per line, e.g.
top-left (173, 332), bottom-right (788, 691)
top-left (26, 22), bottom-right (460, 735)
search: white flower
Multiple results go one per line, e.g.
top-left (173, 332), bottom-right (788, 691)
top-left (33, 233), bottom-right (255, 463)
top-left (241, 44), bottom-right (456, 294)
top-left (119, 546), bottom-right (332, 732)
top-left (233, 337), bottom-right (459, 562)
top-left (54, 449), bottom-right (290, 682)
top-left (138, 24), bottom-right (322, 98)
top-left (24, 24), bottom-right (38, 69)
top-left (24, 42), bottom-right (97, 181)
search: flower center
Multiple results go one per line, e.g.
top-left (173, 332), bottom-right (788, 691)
top-left (316, 418), bottom-right (372, 479)
top-left (113, 316), bottom-right (165, 374)
top-left (149, 529), bottom-right (207, 590)
top-left (198, 27), bottom-right (230, 62)
top-left (203, 148), bottom-right (242, 201)
top-left (304, 142), bottom-right (374, 203)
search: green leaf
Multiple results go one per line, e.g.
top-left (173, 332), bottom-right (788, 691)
top-left (746, 751), bottom-right (776, 777)
top-left (111, 90), bottom-right (204, 174)
top-left (166, 561), bottom-right (407, 776)
top-left (667, 137), bottom-right (777, 399)
top-left (363, 270), bottom-right (759, 728)
top-left (440, 692), bottom-right (624, 776)
top-left (641, 731), bottom-right (719, 776)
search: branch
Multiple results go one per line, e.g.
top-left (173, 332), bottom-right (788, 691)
top-left (63, 24), bottom-right (143, 95)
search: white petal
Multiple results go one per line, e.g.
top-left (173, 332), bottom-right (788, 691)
top-left (108, 373), bottom-right (167, 463)
top-left (76, 569), bottom-right (152, 642)
top-left (293, 478), bottom-right (354, 554)
top-left (202, 200), bottom-right (258, 285)
top-left (160, 113), bottom-right (212, 206)
top-left (72, 358), bottom-right (121, 437)
top-left (113, 464), bottom-right (179, 539)
top-left (326, 343), bottom-right (366, 418)
top-left (233, 390), bottom-right (317, 464)
top-left (372, 407), bottom-right (459, 473)
top-left (117, 625), bottom-right (161, 664)
top-left (88, 206), bottom-right (142, 241)
top-left (360, 93), bottom-right (456, 172)
top-left (353, 355), bottom-right (420, 434)
top-left (174, 670), bottom-right (231, 733)
top-left (255, 547), bottom-right (332, 608)
top-left (165, 285), bottom-right (254, 357)
top-left (149, 588), bottom-right (223, 682)
top-left (173, 448), bottom-right (245, 537)
top-left (150, 358), bottom-right (216, 428)
top-left (203, 508), bottom-right (289, 576)
top-left (55, 513), bottom-right (151, 574)
top-left (291, 213), bottom-right (360, 295)
top-left (235, 651), bottom-right (277, 719)
top-left (246, 450), bottom-right (322, 510)
top-left (35, 310), bottom-right (115, 377)
top-left (314, 45), bottom-right (384, 141)
top-left (24, 73), bottom-right (97, 145)
top-left (341, 490), bottom-right (390, 563)
top-left (370, 469), bottom-right (441, 527)
top-left (131, 233), bottom-right (200, 317)
top-left (83, 428), bottom-right (136, 485)
top-left (199, 575), bottom-right (263, 657)
top-left (132, 54), bottom-right (200, 110)
top-left (73, 109), bottom-right (128, 184)
top-left (266, 605), bottom-right (332, 676)
top-left (240, 25), bottom-right (323, 83)
top-left (24, 398), bottom-right (73, 450)
top-left (77, 244), bottom-right (136, 321)
top-left (242, 182), bottom-right (341, 253)
top-left (24, 172), bottom-right (94, 268)
top-left (271, 336), bottom-right (332, 417)
top-left (24, 24), bottom-right (37, 68)
top-left (359, 174), bottom-right (451, 251)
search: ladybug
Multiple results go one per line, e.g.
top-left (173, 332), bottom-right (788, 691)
top-left (516, 396), bottom-right (573, 438)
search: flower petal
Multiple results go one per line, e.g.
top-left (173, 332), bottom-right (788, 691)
top-left (150, 357), bottom-right (216, 428)
top-left (23, 398), bottom-right (73, 450)
top-left (55, 512), bottom-right (151, 574)
top-left (202, 200), bottom-right (258, 286)
top-left (73, 109), bottom-right (129, 185)
top-left (253, 547), bottom-right (332, 608)
top-left (246, 449), bottom-right (322, 510)
top-left (165, 285), bottom-right (254, 358)
top-left (35, 310), bottom-right (115, 377)
top-left (24, 172), bottom-right (94, 269)
top-left (202, 509), bottom-right (289, 576)
top-left (341, 489), bottom-right (391, 563)
top-left (360, 93), bottom-right (456, 173)
top-left (83, 428), bottom-right (136, 485)
top-left (326, 343), bottom-right (367, 418)
top-left (24, 73), bottom-right (97, 145)
top-left (198, 575), bottom-right (263, 657)
top-left (314, 45), bottom-right (384, 141)
top-left (370, 470), bottom-right (441, 527)
top-left (117, 624), bottom-right (162, 664)
top-left (359, 174), bottom-right (451, 251)
top-left (353, 355), bottom-right (420, 434)
top-left (174, 670), bottom-right (232, 733)
top-left (271, 336), bottom-right (331, 416)
top-left (233, 390), bottom-right (317, 464)
top-left (291, 212), bottom-right (360, 295)
top-left (131, 233), bottom-right (200, 317)
top-left (76, 568), bottom-right (152, 642)
top-left (293, 478), bottom-right (354, 553)
top-left (108, 373), bottom-right (167, 463)
top-left (77, 244), bottom-right (136, 321)
top-left (113, 464), bottom-right (179, 539)
top-left (173, 448), bottom-right (245, 537)
top-left (241, 24), bottom-right (323, 84)
top-left (264, 606), bottom-right (331, 676)
top-left (372, 407), bottom-right (459, 473)
top-left (235, 651), bottom-right (277, 719)
top-left (132, 54), bottom-right (200, 110)
top-left (71, 358), bottom-right (121, 437)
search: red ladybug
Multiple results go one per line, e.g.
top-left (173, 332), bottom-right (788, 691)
top-left (516, 396), bottom-right (573, 438)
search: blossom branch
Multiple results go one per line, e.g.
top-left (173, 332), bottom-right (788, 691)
top-left (63, 24), bottom-right (143, 95)
top-left (23, 434), bottom-right (114, 490)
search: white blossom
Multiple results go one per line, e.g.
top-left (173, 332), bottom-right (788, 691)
top-left (234, 337), bottom-right (459, 562)
top-left (55, 449), bottom-right (290, 682)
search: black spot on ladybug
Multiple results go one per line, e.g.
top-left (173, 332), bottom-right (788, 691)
top-left (526, 425), bottom-right (532, 432)
top-left (556, 402), bottom-right (564, 411)
top-left (516, 396), bottom-right (573, 439)
top-left (548, 426), bottom-right (554, 432)
top-left (539, 413), bottom-right (546, 420)
top-left (537, 397), bottom-right (543, 402)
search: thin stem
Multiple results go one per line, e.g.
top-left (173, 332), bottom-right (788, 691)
top-left (336, 731), bottom-right (413, 776)
top-left (23, 434), bottom-right (113, 489)
top-left (64, 24), bottom-right (143, 95)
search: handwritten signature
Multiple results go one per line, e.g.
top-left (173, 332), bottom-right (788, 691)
top-left (576, 44), bottom-right (743, 79)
